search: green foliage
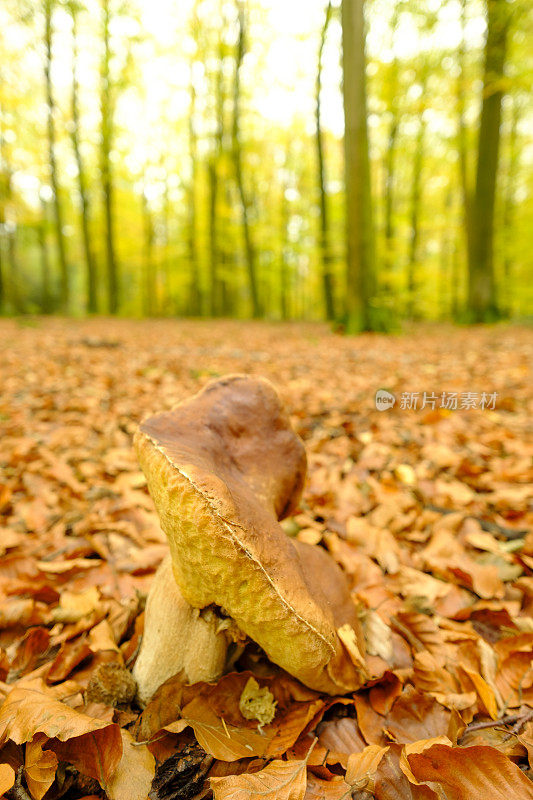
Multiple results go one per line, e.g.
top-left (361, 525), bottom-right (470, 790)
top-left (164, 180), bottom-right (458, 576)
top-left (0, 0), bottom-right (531, 321)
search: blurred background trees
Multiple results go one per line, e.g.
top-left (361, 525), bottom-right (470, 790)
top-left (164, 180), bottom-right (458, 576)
top-left (0, 0), bottom-right (531, 327)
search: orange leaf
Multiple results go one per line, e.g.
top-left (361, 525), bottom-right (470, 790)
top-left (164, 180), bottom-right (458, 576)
top-left (345, 744), bottom-right (389, 787)
top-left (405, 744), bottom-right (533, 799)
top-left (0, 687), bottom-right (122, 788)
top-left (211, 758), bottom-right (307, 800)
top-left (0, 763), bottom-right (15, 796)
top-left (107, 730), bottom-right (155, 800)
top-left (24, 735), bottom-right (58, 800)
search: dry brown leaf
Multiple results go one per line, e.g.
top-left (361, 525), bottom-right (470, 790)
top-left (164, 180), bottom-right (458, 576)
top-left (458, 664), bottom-right (499, 719)
top-left (0, 687), bottom-right (122, 787)
top-left (385, 688), bottom-right (450, 743)
top-left (106, 730), bottom-right (155, 800)
top-left (24, 734), bottom-right (58, 800)
top-left (374, 744), bottom-right (438, 799)
top-left (210, 757), bottom-right (307, 800)
top-left (404, 743), bottom-right (533, 799)
top-left (316, 717), bottom-right (366, 768)
top-left (0, 763), bottom-right (16, 795)
top-left (303, 774), bottom-right (351, 800)
top-left (345, 744), bottom-right (389, 787)
top-left (46, 637), bottom-right (93, 684)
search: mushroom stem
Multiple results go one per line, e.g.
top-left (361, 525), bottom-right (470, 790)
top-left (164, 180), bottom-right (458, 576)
top-left (132, 555), bottom-right (230, 706)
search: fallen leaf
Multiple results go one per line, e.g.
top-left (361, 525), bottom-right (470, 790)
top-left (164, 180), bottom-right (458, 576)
top-left (404, 743), bottom-right (533, 799)
top-left (107, 729), bottom-right (155, 800)
top-left (0, 687), bottom-right (122, 788)
top-left (345, 744), bottom-right (389, 787)
top-left (24, 734), bottom-right (58, 800)
top-left (0, 763), bottom-right (16, 795)
top-left (211, 757), bottom-right (307, 800)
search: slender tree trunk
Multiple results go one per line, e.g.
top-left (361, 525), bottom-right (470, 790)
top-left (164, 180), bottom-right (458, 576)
top-left (39, 197), bottom-right (53, 313)
top-left (232, 0), bottom-right (261, 318)
top-left (187, 60), bottom-right (201, 315)
top-left (0, 117), bottom-right (5, 314)
top-left (467, 0), bottom-right (510, 322)
top-left (406, 72), bottom-right (427, 319)
top-left (316, 0), bottom-right (335, 321)
top-left (141, 187), bottom-right (155, 316)
top-left (439, 188), bottom-right (453, 319)
top-left (208, 25), bottom-right (225, 317)
top-left (382, 6), bottom-right (400, 283)
top-left (44, 0), bottom-right (69, 312)
top-left (101, 0), bottom-right (119, 313)
top-left (279, 160), bottom-right (290, 320)
top-left (341, 0), bottom-right (375, 332)
top-left (70, 7), bottom-right (97, 313)
top-left (502, 97), bottom-right (520, 314)
top-left (457, 0), bottom-right (474, 287)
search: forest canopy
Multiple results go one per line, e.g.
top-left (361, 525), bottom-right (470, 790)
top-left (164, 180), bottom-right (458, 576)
top-left (0, 0), bottom-right (531, 325)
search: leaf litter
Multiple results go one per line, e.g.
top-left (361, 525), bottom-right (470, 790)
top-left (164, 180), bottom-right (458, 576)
top-left (0, 318), bottom-right (532, 799)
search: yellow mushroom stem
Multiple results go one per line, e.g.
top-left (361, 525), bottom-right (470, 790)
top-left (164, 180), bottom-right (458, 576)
top-left (132, 555), bottom-right (231, 706)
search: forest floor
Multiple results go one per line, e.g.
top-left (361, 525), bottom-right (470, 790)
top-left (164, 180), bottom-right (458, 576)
top-left (0, 318), bottom-right (532, 800)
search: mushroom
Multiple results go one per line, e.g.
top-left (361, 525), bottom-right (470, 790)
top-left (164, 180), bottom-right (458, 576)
top-left (132, 375), bottom-right (366, 704)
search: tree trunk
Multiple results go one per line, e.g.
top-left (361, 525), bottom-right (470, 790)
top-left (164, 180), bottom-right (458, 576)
top-left (406, 71), bottom-right (427, 319)
top-left (44, 0), bottom-right (69, 312)
top-left (457, 0), bottom-right (474, 292)
top-left (208, 23), bottom-right (225, 317)
top-left (39, 197), bottom-right (53, 313)
top-left (502, 96), bottom-right (520, 314)
top-left (232, 0), bottom-right (261, 318)
top-left (382, 6), bottom-right (401, 282)
top-left (316, 0), bottom-right (335, 321)
top-left (341, 0), bottom-right (375, 332)
top-left (439, 188), bottom-right (453, 319)
top-left (187, 57), bottom-right (201, 315)
top-left (101, 0), bottom-right (119, 313)
top-left (142, 187), bottom-right (156, 317)
top-left (467, 0), bottom-right (510, 322)
top-left (70, 7), bottom-right (97, 313)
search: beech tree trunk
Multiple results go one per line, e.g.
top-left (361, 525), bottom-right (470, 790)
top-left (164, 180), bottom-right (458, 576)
top-left (406, 70), bottom-right (427, 319)
top-left (142, 186), bottom-right (156, 317)
top-left (70, 6), bottom-right (97, 313)
top-left (467, 0), bottom-right (510, 322)
top-left (208, 21), bottom-right (225, 317)
top-left (502, 97), bottom-right (520, 313)
top-left (316, 0), bottom-right (335, 321)
top-left (101, 0), bottom-right (119, 313)
top-left (187, 48), bottom-right (201, 316)
top-left (382, 6), bottom-right (401, 279)
top-left (44, 0), bottom-right (69, 312)
top-left (457, 0), bottom-right (474, 295)
top-left (39, 197), bottom-right (52, 314)
top-left (341, 0), bottom-right (375, 332)
top-left (233, 0), bottom-right (261, 317)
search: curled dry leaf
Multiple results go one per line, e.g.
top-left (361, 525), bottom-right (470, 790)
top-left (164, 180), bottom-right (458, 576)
top-left (24, 734), bottom-right (58, 800)
top-left (374, 744), bottom-right (438, 800)
top-left (0, 763), bottom-right (16, 796)
top-left (385, 687), bottom-right (451, 744)
top-left (304, 774), bottom-right (351, 800)
top-left (0, 687), bottom-right (122, 787)
top-left (210, 757), bottom-right (308, 800)
top-left (106, 730), bottom-right (155, 800)
top-left (345, 744), bottom-right (389, 788)
top-left (403, 743), bottom-right (533, 799)
top-left (316, 717), bottom-right (366, 768)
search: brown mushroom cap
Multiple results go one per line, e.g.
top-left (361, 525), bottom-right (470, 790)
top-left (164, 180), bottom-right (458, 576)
top-left (135, 375), bottom-right (366, 694)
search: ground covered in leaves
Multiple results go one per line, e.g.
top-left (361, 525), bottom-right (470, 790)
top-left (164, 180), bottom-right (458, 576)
top-left (0, 318), bottom-right (532, 800)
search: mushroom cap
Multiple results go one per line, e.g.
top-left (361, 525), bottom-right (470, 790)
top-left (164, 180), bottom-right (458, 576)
top-left (135, 375), bottom-right (366, 694)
